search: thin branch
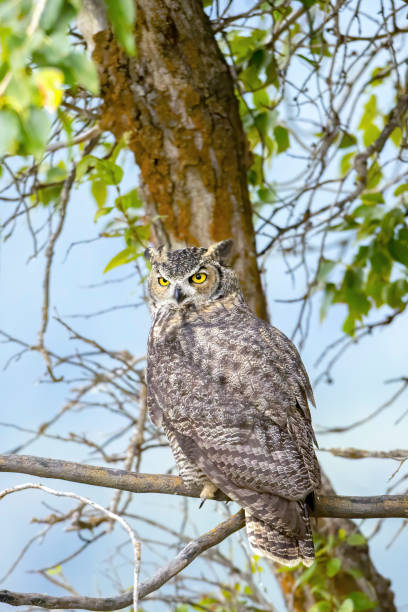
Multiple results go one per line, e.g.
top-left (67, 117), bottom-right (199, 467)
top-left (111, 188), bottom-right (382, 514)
top-left (35, 165), bottom-right (76, 381)
top-left (46, 126), bottom-right (101, 152)
top-left (319, 447), bottom-right (408, 461)
top-left (0, 510), bottom-right (245, 611)
top-left (0, 483), bottom-right (141, 612)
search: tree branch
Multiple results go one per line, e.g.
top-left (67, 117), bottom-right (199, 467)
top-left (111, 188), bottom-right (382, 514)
top-left (0, 510), bottom-right (245, 610)
top-left (0, 454), bottom-right (407, 518)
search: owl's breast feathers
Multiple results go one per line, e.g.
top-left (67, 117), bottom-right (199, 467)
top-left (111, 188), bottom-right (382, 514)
top-left (149, 298), bottom-right (314, 417)
top-left (147, 297), bottom-right (319, 470)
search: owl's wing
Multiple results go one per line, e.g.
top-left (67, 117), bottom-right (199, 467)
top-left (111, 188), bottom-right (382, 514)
top-left (166, 398), bottom-right (318, 501)
top-left (146, 361), bottom-right (163, 427)
top-left (163, 317), bottom-right (320, 522)
top-left (164, 402), bottom-right (317, 538)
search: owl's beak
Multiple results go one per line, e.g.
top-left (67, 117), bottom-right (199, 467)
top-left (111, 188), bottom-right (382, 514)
top-left (174, 286), bottom-right (186, 304)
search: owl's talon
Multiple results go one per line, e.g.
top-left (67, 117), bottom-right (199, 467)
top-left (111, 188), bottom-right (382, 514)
top-left (199, 481), bottom-right (218, 508)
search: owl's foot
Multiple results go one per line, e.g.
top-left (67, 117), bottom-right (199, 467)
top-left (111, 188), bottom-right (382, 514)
top-left (199, 481), bottom-right (218, 508)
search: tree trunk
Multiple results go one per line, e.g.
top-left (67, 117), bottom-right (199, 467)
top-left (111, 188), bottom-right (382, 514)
top-left (83, 0), bottom-right (266, 319)
top-left (78, 0), bottom-right (396, 609)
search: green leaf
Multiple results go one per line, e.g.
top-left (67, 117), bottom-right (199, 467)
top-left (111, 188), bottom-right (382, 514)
top-left (5, 75), bottom-right (34, 112)
top-left (241, 64), bottom-right (263, 90)
top-left (40, 0), bottom-right (64, 32)
top-left (362, 123), bottom-right (380, 147)
top-left (0, 109), bottom-right (21, 155)
top-left (391, 127), bottom-right (402, 147)
top-left (265, 56), bottom-right (279, 87)
top-left (308, 602), bottom-right (331, 612)
top-left (339, 132), bottom-right (357, 148)
top-left (337, 528), bottom-right (347, 541)
top-left (46, 163), bottom-right (67, 182)
top-left (253, 89), bottom-right (270, 109)
top-left (394, 183), bottom-right (408, 196)
top-left (257, 187), bottom-right (275, 203)
top-left (96, 159), bottom-right (124, 185)
top-left (91, 180), bottom-right (107, 207)
top-left (346, 533), bottom-right (366, 546)
top-left (104, 0), bottom-right (137, 56)
top-left (294, 561), bottom-right (316, 588)
top-left (360, 192), bottom-right (384, 204)
top-left (46, 565), bottom-right (62, 575)
top-left (370, 244), bottom-right (392, 278)
top-left (94, 206), bottom-right (113, 222)
top-left (104, 247), bottom-right (139, 273)
top-left (115, 188), bottom-right (142, 211)
top-left (346, 288), bottom-right (370, 316)
top-left (67, 52), bottom-right (99, 94)
top-left (326, 557), bottom-right (341, 577)
top-left (76, 155), bottom-right (97, 180)
top-left (249, 48), bottom-right (266, 70)
top-left (366, 161), bottom-right (382, 189)
top-left (317, 259), bottom-right (336, 283)
top-left (353, 203), bottom-right (383, 221)
top-left (386, 279), bottom-right (408, 309)
top-left (365, 272), bottom-right (384, 307)
top-left (358, 94), bottom-right (377, 130)
top-left (38, 184), bottom-right (64, 205)
top-left (388, 237), bottom-right (408, 267)
top-left (339, 600), bottom-right (354, 612)
top-left (348, 591), bottom-right (377, 611)
top-left (354, 245), bottom-right (369, 267)
top-left (381, 208), bottom-right (404, 237)
top-left (340, 152), bottom-right (354, 176)
top-left (274, 125), bottom-right (290, 153)
top-left (342, 313), bottom-right (356, 335)
top-left (297, 53), bottom-right (318, 69)
top-left (22, 107), bottom-right (51, 157)
top-left (299, 0), bottom-right (320, 7)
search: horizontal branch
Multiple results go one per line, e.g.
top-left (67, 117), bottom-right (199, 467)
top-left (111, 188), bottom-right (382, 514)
top-left (320, 447), bottom-right (408, 460)
top-left (1, 454), bottom-right (407, 519)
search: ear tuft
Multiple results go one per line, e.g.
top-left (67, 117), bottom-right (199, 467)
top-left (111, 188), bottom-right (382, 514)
top-left (205, 240), bottom-right (233, 265)
top-left (144, 247), bottom-right (156, 263)
top-left (144, 245), bottom-right (168, 264)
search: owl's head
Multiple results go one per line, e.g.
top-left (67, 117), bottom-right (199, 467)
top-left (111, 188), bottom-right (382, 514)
top-left (144, 240), bottom-right (241, 310)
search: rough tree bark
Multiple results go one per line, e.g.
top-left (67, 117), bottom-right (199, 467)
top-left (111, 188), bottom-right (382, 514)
top-left (79, 0), bottom-right (266, 319)
top-left (78, 1), bottom-right (396, 610)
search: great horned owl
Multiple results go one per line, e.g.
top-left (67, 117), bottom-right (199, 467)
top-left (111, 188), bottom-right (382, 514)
top-left (145, 240), bottom-right (321, 567)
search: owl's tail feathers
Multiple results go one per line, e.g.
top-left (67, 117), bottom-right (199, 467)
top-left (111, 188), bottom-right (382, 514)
top-left (245, 507), bottom-right (315, 568)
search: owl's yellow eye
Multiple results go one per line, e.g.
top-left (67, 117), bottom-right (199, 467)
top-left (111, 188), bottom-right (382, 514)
top-left (191, 272), bottom-right (207, 284)
top-left (158, 277), bottom-right (170, 287)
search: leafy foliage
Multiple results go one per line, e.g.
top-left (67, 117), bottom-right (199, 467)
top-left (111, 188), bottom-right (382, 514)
top-left (281, 530), bottom-right (377, 612)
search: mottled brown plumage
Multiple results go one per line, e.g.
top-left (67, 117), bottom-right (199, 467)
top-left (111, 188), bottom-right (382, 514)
top-left (145, 240), bottom-right (321, 566)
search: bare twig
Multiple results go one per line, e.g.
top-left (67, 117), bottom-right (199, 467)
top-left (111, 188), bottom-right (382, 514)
top-left (0, 483), bottom-right (141, 612)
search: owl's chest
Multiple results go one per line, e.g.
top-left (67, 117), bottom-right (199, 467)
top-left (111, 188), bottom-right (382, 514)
top-left (148, 314), bottom-right (222, 369)
top-left (147, 308), bottom-right (260, 399)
